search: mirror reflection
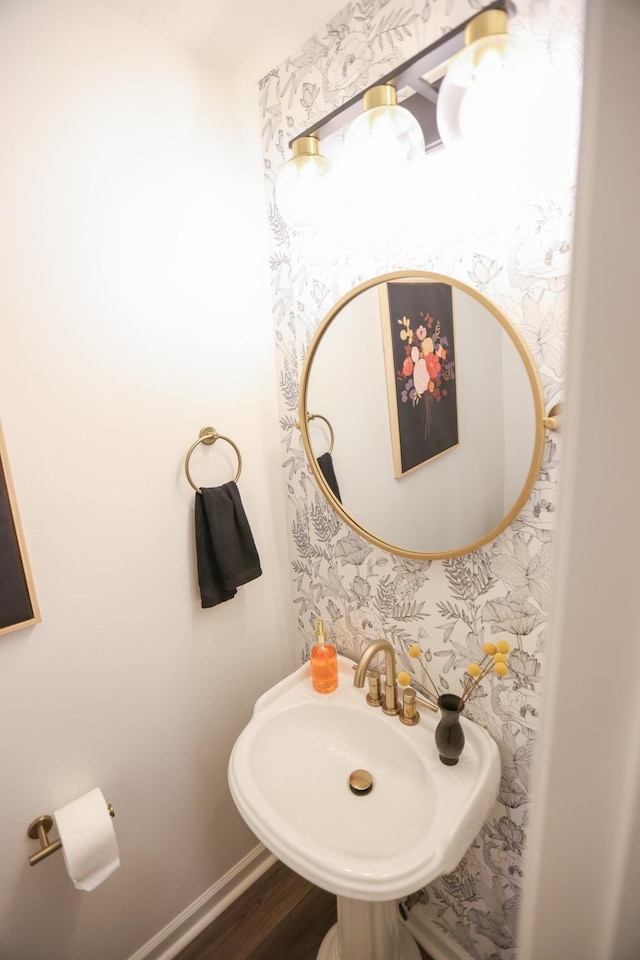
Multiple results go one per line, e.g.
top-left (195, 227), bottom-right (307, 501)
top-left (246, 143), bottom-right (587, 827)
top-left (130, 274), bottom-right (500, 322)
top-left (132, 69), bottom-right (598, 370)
top-left (300, 272), bottom-right (545, 559)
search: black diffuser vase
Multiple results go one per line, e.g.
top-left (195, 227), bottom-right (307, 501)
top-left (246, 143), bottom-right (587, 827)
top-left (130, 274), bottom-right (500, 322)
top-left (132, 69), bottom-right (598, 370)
top-left (435, 693), bottom-right (465, 765)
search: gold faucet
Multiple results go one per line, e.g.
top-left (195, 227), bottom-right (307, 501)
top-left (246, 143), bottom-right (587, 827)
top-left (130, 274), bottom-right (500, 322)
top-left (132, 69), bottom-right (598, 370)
top-left (353, 640), bottom-right (400, 716)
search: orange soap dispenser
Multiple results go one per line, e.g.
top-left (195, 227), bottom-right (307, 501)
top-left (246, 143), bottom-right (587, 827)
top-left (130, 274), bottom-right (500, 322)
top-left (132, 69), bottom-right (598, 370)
top-left (310, 618), bottom-right (338, 693)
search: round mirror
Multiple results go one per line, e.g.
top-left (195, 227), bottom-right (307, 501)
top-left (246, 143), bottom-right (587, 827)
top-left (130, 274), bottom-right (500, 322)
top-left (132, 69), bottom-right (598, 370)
top-left (299, 271), bottom-right (546, 559)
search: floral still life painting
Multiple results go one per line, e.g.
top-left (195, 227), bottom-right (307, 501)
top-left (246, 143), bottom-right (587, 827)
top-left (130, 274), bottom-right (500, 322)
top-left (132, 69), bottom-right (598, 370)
top-left (381, 281), bottom-right (458, 477)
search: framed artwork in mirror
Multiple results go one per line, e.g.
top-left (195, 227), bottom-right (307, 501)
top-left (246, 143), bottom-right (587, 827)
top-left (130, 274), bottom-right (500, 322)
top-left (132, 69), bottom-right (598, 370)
top-left (381, 280), bottom-right (458, 477)
top-left (0, 423), bottom-right (40, 636)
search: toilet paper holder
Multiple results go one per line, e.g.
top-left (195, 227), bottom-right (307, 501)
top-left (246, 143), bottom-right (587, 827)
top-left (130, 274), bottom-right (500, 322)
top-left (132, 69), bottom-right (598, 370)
top-left (27, 803), bottom-right (115, 866)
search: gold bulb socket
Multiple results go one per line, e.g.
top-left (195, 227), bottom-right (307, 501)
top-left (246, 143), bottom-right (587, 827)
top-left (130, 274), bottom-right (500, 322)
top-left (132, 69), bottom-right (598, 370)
top-left (363, 84), bottom-right (397, 112)
top-left (464, 8), bottom-right (509, 46)
top-left (291, 136), bottom-right (321, 159)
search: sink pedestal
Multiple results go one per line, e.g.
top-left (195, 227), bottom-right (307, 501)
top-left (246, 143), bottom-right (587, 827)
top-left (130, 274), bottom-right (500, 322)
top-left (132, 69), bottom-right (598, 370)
top-left (317, 897), bottom-right (421, 960)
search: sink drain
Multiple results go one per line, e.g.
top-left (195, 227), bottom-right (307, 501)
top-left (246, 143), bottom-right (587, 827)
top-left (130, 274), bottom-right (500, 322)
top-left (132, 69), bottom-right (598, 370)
top-left (349, 769), bottom-right (373, 795)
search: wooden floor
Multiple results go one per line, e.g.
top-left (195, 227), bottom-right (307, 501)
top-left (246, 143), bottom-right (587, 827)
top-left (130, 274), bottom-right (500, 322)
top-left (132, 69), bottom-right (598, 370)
top-left (174, 859), bottom-right (432, 960)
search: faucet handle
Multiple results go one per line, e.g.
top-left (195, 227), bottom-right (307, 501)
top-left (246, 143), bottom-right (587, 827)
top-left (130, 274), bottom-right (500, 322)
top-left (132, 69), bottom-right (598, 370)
top-left (399, 687), bottom-right (420, 726)
top-left (414, 692), bottom-right (439, 713)
top-left (366, 670), bottom-right (384, 707)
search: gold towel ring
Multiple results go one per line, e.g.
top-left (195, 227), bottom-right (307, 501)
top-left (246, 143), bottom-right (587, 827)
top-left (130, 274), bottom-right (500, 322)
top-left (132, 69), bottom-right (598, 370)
top-left (296, 413), bottom-right (335, 455)
top-left (184, 426), bottom-right (242, 494)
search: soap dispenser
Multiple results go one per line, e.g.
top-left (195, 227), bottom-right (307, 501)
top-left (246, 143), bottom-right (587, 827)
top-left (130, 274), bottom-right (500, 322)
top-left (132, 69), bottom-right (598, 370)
top-left (310, 618), bottom-right (338, 693)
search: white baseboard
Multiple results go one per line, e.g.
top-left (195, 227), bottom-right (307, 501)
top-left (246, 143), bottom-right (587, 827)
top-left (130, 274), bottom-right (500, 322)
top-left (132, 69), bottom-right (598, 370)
top-left (125, 843), bottom-right (277, 960)
top-left (406, 912), bottom-right (474, 960)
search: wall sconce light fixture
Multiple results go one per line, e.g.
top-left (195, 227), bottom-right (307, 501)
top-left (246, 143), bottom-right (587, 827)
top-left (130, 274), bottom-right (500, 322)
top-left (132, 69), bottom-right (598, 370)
top-left (275, 0), bottom-right (518, 228)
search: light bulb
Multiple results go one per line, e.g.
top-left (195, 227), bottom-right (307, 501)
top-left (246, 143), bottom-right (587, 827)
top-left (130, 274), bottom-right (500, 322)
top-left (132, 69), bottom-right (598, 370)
top-left (436, 9), bottom-right (528, 152)
top-left (275, 136), bottom-right (331, 229)
top-left (343, 84), bottom-right (425, 172)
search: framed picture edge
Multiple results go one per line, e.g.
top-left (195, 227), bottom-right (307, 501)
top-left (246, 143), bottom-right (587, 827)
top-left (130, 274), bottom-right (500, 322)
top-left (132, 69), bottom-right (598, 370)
top-left (0, 422), bottom-right (41, 637)
top-left (379, 283), bottom-right (405, 478)
top-left (380, 279), bottom-right (460, 479)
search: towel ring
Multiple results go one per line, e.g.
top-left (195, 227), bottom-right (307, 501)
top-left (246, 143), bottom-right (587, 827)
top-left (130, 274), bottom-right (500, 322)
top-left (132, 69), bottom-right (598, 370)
top-left (185, 426), bottom-right (242, 493)
top-left (296, 413), bottom-right (334, 455)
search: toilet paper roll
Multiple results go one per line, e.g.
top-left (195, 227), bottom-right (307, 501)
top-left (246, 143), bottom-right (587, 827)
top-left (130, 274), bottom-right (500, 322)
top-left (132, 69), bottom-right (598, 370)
top-left (53, 787), bottom-right (120, 891)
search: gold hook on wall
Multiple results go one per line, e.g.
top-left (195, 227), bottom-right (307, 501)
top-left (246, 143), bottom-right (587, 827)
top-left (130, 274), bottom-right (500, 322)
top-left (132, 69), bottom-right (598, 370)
top-left (543, 403), bottom-right (562, 431)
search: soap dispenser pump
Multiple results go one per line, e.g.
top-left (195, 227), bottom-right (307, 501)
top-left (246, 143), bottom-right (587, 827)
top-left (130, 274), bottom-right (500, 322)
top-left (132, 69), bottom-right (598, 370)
top-left (310, 618), bottom-right (338, 693)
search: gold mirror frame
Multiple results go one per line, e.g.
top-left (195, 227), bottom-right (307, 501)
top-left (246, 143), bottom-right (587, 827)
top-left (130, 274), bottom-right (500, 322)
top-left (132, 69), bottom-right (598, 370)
top-left (298, 270), bottom-right (549, 561)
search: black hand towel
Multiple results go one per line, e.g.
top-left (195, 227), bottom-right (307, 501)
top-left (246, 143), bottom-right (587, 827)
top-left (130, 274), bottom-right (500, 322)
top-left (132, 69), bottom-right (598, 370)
top-left (195, 493), bottom-right (237, 607)
top-left (195, 481), bottom-right (262, 608)
top-left (317, 451), bottom-right (342, 503)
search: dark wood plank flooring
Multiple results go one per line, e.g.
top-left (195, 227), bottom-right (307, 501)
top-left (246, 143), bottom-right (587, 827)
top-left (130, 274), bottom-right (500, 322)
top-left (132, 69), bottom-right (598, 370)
top-left (174, 859), bottom-right (432, 960)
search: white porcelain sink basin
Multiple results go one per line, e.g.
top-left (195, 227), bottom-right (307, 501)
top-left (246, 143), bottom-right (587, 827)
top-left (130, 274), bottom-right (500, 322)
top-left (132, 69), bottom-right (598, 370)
top-left (228, 655), bottom-right (500, 902)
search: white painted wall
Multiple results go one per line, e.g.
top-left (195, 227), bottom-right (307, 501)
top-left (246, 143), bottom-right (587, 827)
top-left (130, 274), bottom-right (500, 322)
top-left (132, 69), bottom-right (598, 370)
top-left (0, 3), bottom-right (297, 958)
top-left (518, 0), bottom-right (640, 956)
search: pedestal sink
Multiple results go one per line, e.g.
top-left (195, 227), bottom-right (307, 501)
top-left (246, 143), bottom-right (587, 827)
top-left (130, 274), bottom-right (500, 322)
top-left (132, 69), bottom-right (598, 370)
top-left (228, 655), bottom-right (500, 960)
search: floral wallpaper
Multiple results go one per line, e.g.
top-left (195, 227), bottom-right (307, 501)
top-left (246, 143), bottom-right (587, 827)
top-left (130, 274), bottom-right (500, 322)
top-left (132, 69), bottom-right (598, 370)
top-left (259, 1), bottom-right (584, 957)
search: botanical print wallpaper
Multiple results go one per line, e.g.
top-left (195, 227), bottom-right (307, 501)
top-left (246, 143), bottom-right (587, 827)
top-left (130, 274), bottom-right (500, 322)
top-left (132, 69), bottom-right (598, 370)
top-left (259, 1), bottom-right (583, 957)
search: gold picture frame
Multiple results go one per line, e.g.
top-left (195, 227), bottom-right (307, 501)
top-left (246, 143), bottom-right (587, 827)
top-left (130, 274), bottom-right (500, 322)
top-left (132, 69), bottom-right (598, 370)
top-left (298, 270), bottom-right (549, 561)
top-left (0, 423), bottom-right (40, 636)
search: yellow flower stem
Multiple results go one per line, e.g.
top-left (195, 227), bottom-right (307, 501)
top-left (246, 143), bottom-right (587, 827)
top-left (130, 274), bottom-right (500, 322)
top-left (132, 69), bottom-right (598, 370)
top-left (461, 654), bottom-right (489, 694)
top-left (460, 655), bottom-right (496, 706)
top-left (421, 660), bottom-right (440, 700)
